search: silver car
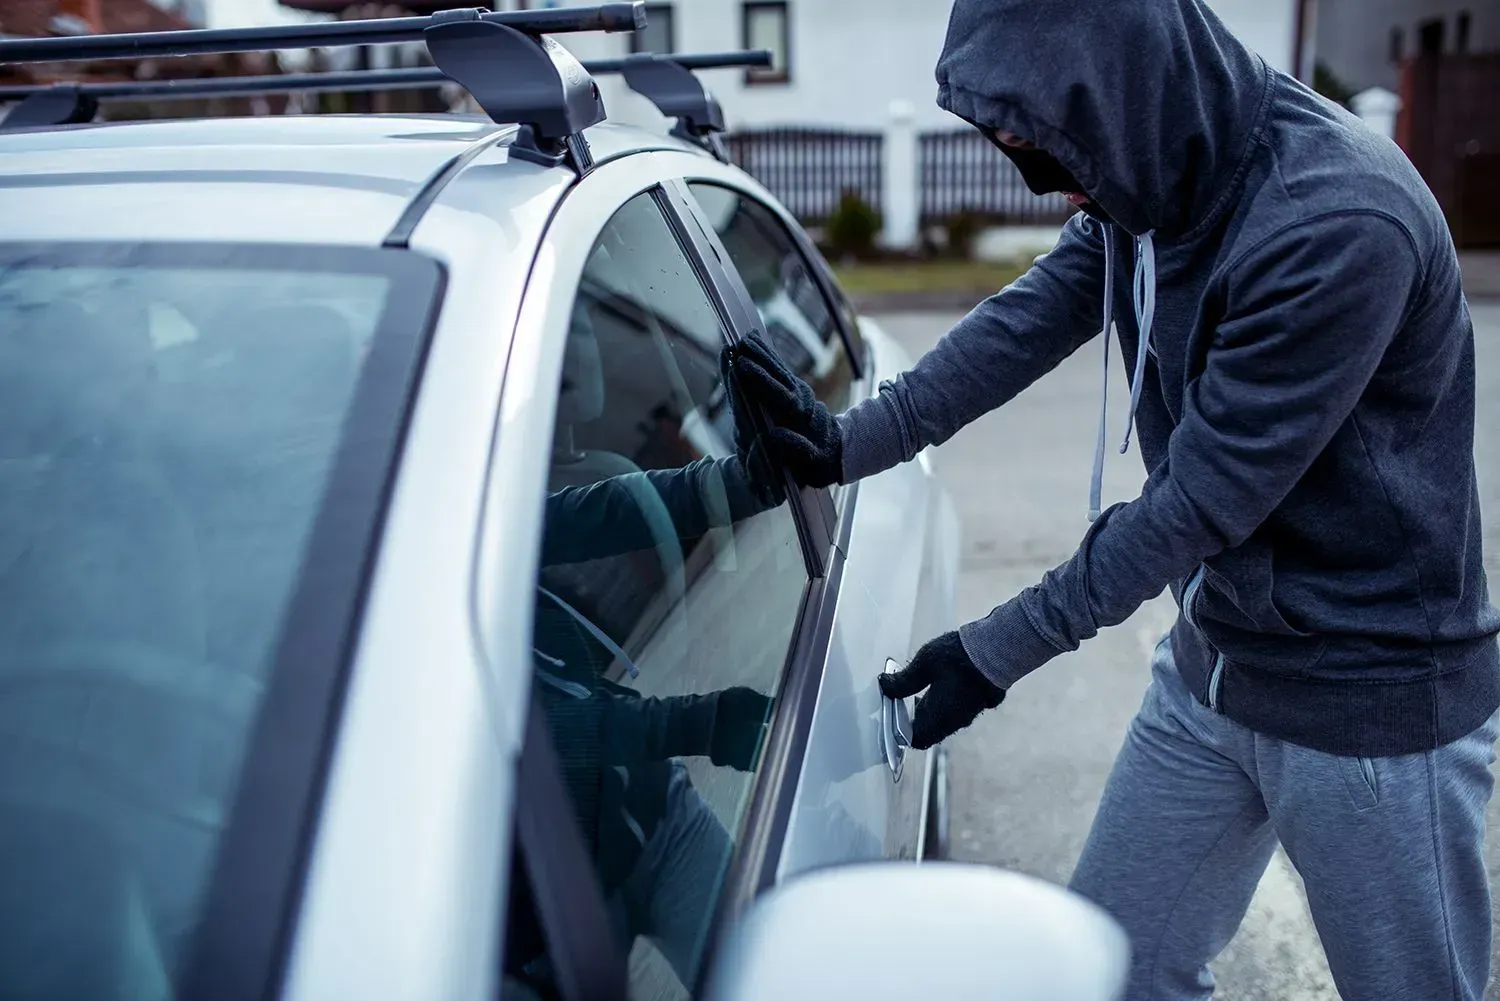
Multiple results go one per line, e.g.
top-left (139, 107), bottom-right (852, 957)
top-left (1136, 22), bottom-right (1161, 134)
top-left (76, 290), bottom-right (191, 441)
top-left (0, 11), bottom-right (1127, 1001)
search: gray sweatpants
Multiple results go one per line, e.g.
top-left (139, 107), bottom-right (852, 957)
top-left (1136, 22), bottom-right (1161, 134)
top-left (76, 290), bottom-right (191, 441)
top-left (1069, 638), bottom-right (1500, 1001)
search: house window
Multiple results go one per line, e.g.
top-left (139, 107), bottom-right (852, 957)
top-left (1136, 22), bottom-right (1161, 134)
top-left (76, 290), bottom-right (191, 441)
top-left (742, 2), bottom-right (790, 85)
top-left (1389, 26), bottom-right (1404, 63)
top-left (631, 3), bottom-right (675, 54)
top-left (1456, 11), bottom-right (1471, 53)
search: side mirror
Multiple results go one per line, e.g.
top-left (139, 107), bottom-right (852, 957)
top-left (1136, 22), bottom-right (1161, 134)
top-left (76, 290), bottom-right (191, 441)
top-left (706, 862), bottom-right (1129, 1001)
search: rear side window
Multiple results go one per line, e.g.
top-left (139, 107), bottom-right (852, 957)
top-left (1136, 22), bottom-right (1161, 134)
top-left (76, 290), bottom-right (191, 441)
top-left (688, 183), bottom-right (858, 413)
top-left (502, 192), bottom-right (808, 1000)
top-left (0, 244), bottom-right (438, 1000)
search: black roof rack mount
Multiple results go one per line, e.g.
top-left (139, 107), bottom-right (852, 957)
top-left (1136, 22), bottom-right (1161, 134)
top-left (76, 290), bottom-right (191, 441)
top-left (0, 46), bottom-right (771, 162)
top-left (0, 3), bottom-right (647, 168)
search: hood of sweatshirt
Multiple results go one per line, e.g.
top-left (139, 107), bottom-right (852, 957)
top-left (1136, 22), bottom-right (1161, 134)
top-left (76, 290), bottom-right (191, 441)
top-left (934, 0), bottom-right (1270, 239)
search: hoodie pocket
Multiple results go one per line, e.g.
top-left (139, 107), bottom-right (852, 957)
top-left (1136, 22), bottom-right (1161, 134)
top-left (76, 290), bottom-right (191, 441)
top-left (1337, 754), bottom-right (1380, 812)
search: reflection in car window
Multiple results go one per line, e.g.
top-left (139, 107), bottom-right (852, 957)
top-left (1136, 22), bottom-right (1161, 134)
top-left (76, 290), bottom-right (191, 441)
top-left (0, 249), bottom-right (411, 1000)
top-left (688, 183), bottom-right (858, 413)
top-left (503, 192), bottom-right (808, 1001)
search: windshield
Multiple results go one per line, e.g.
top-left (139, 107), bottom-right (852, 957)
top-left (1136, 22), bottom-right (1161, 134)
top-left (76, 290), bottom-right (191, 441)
top-left (0, 242), bottom-right (441, 999)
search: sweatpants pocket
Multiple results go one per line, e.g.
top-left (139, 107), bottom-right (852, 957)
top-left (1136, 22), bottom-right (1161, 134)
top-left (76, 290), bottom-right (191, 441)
top-left (1337, 754), bottom-right (1380, 812)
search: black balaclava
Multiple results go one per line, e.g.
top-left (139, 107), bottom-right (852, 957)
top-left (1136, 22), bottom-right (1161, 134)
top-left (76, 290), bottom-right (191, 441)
top-left (974, 123), bottom-right (1116, 226)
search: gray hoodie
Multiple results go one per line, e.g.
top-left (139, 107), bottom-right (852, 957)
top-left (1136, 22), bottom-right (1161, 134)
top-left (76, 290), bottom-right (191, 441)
top-left (838, 0), bottom-right (1500, 756)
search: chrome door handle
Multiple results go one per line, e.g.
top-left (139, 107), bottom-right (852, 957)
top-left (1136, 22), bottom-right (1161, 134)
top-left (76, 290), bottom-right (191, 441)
top-left (880, 658), bottom-right (913, 782)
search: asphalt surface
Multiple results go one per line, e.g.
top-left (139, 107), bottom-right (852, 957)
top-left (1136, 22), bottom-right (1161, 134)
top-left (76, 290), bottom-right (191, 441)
top-left (873, 300), bottom-right (1500, 1001)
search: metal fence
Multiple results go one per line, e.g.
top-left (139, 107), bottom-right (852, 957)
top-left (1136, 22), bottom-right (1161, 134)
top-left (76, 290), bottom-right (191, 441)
top-left (725, 127), bottom-right (883, 224)
top-left (919, 129), bottom-right (1075, 226)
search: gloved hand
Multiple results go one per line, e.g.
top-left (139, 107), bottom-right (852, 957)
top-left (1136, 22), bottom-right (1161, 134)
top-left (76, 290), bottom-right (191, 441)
top-left (720, 344), bottom-right (785, 506)
top-left (709, 686), bottom-right (774, 770)
top-left (729, 332), bottom-right (843, 488)
top-left (878, 631), bottom-right (1005, 749)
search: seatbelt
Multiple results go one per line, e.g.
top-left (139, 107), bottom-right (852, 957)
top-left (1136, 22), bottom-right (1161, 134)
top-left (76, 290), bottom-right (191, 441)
top-left (515, 695), bottom-right (627, 1001)
top-left (537, 585), bottom-right (641, 679)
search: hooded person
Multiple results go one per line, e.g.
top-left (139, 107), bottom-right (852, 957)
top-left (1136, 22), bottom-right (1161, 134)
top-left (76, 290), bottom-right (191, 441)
top-left (730, 0), bottom-right (1500, 998)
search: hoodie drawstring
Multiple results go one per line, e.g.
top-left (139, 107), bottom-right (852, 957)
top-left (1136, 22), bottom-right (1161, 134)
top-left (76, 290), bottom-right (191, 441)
top-left (1088, 234), bottom-right (1116, 522)
top-left (1088, 227), bottom-right (1156, 522)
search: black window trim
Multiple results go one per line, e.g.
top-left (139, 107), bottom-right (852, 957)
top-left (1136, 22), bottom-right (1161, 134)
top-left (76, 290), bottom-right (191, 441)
top-left (683, 178), bottom-right (866, 383)
top-left (657, 178), bottom-right (835, 570)
top-left (741, 0), bottom-right (791, 85)
top-left (675, 178), bottom-right (861, 536)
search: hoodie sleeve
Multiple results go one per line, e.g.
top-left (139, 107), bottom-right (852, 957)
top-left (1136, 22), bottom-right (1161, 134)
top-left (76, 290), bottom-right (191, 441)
top-left (958, 212), bottom-right (1424, 688)
top-left (836, 212), bottom-right (1108, 481)
top-left (540, 455), bottom-right (771, 567)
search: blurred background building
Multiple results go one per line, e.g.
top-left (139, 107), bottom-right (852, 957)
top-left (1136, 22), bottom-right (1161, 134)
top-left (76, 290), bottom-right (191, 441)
top-left (1, 0), bottom-right (1494, 248)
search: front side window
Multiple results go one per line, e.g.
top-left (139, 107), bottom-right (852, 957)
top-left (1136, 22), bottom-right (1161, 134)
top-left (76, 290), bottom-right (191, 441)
top-left (0, 243), bottom-right (439, 999)
top-left (503, 192), bottom-right (808, 1000)
top-left (689, 182), bottom-right (856, 413)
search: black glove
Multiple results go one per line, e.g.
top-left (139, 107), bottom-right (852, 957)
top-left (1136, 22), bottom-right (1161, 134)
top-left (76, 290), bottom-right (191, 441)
top-left (730, 332), bottom-right (843, 489)
top-left (878, 631), bottom-right (1004, 749)
top-left (709, 686), bottom-right (774, 771)
top-left (720, 344), bottom-right (785, 506)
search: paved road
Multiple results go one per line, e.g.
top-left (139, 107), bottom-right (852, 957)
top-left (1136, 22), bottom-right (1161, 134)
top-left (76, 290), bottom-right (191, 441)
top-left (873, 300), bottom-right (1500, 1000)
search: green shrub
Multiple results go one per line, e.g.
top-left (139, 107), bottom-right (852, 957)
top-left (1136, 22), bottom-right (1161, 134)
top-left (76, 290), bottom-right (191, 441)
top-left (942, 211), bottom-right (984, 260)
top-left (1313, 61), bottom-right (1356, 109)
top-left (824, 191), bottom-right (882, 262)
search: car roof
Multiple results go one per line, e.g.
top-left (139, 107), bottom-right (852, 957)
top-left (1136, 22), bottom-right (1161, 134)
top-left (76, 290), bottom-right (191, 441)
top-left (0, 114), bottom-right (709, 247)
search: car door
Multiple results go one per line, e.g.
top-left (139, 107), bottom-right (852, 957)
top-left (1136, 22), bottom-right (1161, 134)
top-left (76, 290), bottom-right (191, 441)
top-left (676, 181), bottom-right (953, 874)
top-left (489, 151), bottom-right (843, 1001)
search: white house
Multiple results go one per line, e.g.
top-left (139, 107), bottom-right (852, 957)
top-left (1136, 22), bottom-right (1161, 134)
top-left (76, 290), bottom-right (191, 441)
top-left (536, 0), bottom-right (1308, 133)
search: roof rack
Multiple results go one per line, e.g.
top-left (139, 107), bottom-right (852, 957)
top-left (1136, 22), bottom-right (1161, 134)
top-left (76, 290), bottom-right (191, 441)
top-left (0, 3), bottom-right (647, 169)
top-left (0, 49), bottom-right (770, 160)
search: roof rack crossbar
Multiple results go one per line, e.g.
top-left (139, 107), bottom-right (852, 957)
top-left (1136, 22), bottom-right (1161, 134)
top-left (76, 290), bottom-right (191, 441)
top-left (0, 49), bottom-right (770, 160)
top-left (0, 68), bottom-right (447, 103)
top-left (0, 51), bottom-right (771, 105)
top-left (587, 50), bottom-right (773, 73)
top-left (0, 4), bottom-right (645, 64)
top-left (0, 4), bottom-right (644, 169)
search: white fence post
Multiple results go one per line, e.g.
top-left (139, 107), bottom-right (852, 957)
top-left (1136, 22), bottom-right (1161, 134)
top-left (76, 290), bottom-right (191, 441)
top-left (881, 100), bottom-right (920, 251)
top-left (1351, 87), bottom-right (1401, 140)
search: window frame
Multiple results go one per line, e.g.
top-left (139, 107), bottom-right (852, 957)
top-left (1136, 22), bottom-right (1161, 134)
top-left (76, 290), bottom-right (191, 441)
top-left (658, 178), bottom-right (836, 566)
top-left (630, 2), bottom-right (676, 54)
top-left (678, 179), bottom-right (871, 523)
top-left (741, 1), bottom-right (791, 86)
top-left (499, 174), bottom-right (855, 1000)
top-left (683, 178), bottom-right (868, 383)
top-left (0, 240), bottom-right (447, 1001)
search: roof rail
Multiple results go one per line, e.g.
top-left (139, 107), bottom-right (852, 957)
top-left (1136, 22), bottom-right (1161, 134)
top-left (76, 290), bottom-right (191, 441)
top-left (0, 47), bottom-right (769, 161)
top-left (0, 3), bottom-right (647, 169)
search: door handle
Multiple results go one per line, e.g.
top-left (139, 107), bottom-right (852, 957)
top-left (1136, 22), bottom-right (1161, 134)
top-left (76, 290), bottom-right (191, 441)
top-left (880, 658), bottom-right (913, 782)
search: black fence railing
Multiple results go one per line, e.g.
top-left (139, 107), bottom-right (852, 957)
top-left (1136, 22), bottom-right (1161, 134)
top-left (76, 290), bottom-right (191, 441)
top-left (919, 129), bottom-right (1075, 225)
top-left (725, 127), bottom-right (883, 224)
